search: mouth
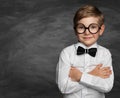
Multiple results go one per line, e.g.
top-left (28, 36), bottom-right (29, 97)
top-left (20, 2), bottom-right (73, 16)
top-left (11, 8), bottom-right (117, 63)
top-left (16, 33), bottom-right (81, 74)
top-left (83, 37), bottom-right (93, 40)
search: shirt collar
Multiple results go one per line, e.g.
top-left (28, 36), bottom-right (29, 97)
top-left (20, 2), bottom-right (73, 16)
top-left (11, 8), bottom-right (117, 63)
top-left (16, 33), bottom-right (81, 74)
top-left (75, 42), bottom-right (98, 49)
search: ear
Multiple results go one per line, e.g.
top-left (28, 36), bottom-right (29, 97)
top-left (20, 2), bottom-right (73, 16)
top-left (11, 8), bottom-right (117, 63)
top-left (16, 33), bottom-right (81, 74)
top-left (99, 24), bottom-right (105, 36)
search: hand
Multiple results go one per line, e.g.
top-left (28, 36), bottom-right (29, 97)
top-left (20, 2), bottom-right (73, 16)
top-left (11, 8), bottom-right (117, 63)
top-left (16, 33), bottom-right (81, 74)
top-left (69, 66), bottom-right (82, 82)
top-left (88, 64), bottom-right (112, 79)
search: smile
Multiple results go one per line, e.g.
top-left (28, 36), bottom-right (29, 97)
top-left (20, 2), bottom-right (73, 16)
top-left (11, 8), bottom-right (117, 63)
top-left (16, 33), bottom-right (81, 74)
top-left (83, 37), bottom-right (93, 40)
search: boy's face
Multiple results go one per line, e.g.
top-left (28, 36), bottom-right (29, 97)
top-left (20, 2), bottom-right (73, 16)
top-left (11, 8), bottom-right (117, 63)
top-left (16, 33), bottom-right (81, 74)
top-left (75, 17), bottom-right (105, 47)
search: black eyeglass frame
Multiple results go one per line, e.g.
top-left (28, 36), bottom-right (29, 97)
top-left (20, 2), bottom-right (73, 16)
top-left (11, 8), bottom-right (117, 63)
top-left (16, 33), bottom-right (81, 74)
top-left (75, 23), bottom-right (101, 34)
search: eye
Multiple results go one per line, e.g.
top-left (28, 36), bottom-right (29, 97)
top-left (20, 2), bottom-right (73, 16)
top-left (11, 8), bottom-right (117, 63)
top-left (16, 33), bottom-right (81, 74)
top-left (77, 25), bottom-right (84, 29)
top-left (91, 25), bottom-right (97, 29)
top-left (90, 24), bottom-right (99, 29)
top-left (78, 26), bottom-right (84, 29)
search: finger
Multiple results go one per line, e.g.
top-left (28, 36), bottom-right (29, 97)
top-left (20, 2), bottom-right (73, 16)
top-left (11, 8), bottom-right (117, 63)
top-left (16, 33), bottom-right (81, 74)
top-left (103, 72), bottom-right (111, 77)
top-left (103, 69), bottom-right (109, 73)
top-left (106, 70), bottom-right (112, 75)
top-left (102, 69), bottom-right (110, 72)
top-left (104, 74), bottom-right (111, 78)
top-left (99, 74), bottom-right (109, 79)
top-left (101, 68), bottom-right (111, 72)
top-left (102, 67), bottom-right (110, 70)
top-left (103, 71), bottom-right (112, 76)
top-left (97, 64), bottom-right (103, 69)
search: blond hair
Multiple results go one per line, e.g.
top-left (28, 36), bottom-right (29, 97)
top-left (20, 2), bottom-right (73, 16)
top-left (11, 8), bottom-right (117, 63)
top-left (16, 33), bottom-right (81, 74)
top-left (73, 5), bottom-right (104, 29)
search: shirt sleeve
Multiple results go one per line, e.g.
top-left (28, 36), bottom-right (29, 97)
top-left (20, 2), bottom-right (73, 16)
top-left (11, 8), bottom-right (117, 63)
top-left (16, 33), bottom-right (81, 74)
top-left (56, 49), bottom-right (85, 94)
top-left (80, 49), bottom-right (114, 93)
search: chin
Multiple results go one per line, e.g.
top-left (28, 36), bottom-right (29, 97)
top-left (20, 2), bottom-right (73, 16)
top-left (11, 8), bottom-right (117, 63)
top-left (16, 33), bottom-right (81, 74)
top-left (84, 42), bottom-right (94, 47)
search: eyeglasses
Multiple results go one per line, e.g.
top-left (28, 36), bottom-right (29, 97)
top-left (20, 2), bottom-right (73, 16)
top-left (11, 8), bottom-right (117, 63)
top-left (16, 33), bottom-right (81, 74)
top-left (75, 23), bottom-right (101, 34)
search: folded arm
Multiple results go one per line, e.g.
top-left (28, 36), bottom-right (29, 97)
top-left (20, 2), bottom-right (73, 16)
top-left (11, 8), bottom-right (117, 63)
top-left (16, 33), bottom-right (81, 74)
top-left (69, 52), bottom-right (114, 93)
top-left (56, 50), bottom-right (85, 94)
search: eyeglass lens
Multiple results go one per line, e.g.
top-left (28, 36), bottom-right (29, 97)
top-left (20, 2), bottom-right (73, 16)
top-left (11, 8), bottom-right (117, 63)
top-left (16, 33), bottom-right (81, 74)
top-left (76, 23), bottom-right (100, 34)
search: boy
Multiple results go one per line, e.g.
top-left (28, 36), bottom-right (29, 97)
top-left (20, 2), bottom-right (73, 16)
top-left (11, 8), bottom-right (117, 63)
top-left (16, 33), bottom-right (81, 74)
top-left (56, 4), bottom-right (114, 98)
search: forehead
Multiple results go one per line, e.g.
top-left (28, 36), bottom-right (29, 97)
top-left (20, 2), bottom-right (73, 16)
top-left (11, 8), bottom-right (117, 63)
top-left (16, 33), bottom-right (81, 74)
top-left (77, 17), bottom-right (99, 26)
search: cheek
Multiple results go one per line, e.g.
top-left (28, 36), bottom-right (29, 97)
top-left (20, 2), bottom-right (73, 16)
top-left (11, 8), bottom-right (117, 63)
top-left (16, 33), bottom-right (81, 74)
top-left (77, 34), bottom-right (83, 40)
top-left (93, 34), bottom-right (99, 40)
top-left (77, 33), bottom-right (83, 37)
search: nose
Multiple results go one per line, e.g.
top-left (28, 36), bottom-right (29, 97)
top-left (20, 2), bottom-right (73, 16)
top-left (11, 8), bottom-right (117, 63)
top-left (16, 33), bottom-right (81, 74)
top-left (84, 28), bottom-right (90, 35)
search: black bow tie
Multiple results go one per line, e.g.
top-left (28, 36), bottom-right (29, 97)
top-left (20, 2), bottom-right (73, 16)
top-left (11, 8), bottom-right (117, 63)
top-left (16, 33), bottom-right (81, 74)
top-left (77, 46), bottom-right (97, 57)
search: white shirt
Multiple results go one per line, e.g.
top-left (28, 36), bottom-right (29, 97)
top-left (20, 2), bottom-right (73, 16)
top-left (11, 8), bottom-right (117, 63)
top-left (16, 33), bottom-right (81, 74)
top-left (56, 42), bottom-right (114, 98)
